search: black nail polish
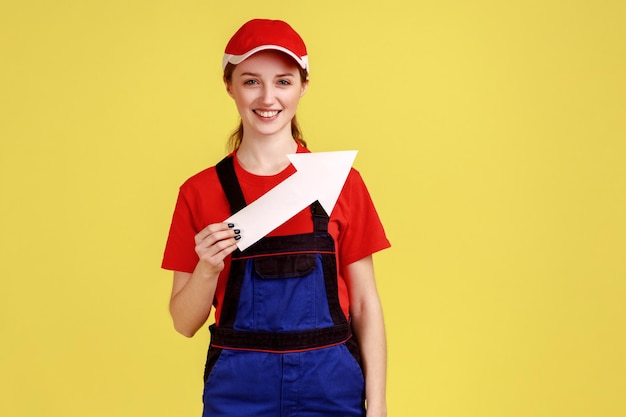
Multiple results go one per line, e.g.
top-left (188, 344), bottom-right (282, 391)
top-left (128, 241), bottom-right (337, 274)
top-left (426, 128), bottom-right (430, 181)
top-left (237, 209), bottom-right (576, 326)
top-left (234, 235), bottom-right (242, 240)
top-left (234, 229), bottom-right (241, 234)
top-left (228, 223), bottom-right (235, 228)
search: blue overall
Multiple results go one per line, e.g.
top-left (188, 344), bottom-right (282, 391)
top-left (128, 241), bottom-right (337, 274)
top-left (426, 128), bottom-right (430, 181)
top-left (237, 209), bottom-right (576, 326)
top-left (201, 156), bottom-right (365, 417)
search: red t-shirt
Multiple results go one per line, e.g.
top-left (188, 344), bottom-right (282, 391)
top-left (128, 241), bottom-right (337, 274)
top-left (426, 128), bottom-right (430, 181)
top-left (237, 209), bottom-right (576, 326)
top-left (162, 144), bottom-right (390, 323)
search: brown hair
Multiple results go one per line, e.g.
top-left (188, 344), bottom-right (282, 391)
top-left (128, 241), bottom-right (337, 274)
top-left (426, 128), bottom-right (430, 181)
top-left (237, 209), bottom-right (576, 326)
top-left (223, 62), bottom-right (309, 152)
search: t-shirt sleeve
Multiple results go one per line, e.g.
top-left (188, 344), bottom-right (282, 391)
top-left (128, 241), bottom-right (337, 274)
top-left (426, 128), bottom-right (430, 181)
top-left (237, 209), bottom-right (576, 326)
top-left (161, 186), bottom-right (200, 273)
top-left (337, 169), bottom-right (391, 266)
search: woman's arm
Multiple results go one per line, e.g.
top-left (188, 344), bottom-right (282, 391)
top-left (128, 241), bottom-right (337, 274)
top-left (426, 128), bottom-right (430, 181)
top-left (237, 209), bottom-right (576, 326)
top-left (345, 255), bottom-right (388, 417)
top-left (169, 222), bottom-right (240, 337)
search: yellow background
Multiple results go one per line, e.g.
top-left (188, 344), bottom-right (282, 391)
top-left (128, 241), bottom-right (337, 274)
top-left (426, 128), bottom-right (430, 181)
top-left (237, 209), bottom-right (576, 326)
top-left (1, 1), bottom-right (624, 416)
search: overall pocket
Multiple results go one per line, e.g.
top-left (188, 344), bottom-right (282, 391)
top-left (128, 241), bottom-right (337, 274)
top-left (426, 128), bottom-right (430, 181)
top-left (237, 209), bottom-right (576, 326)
top-left (236, 254), bottom-right (334, 331)
top-left (253, 253), bottom-right (317, 279)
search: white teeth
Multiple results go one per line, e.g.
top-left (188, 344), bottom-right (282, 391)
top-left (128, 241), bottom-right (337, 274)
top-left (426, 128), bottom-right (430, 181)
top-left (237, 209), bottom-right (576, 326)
top-left (255, 110), bottom-right (280, 118)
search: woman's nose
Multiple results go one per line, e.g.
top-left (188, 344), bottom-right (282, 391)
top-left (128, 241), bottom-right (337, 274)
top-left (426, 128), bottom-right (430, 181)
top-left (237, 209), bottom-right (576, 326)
top-left (260, 86), bottom-right (276, 105)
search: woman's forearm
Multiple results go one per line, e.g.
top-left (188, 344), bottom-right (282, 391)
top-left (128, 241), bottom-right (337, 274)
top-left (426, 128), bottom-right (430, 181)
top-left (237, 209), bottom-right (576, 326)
top-left (352, 293), bottom-right (388, 416)
top-left (169, 264), bottom-right (219, 337)
top-left (346, 256), bottom-right (388, 417)
top-left (169, 223), bottom-right (239, 337)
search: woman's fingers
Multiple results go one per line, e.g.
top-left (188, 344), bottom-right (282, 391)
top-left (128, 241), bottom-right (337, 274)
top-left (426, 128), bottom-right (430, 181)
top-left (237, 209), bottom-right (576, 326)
top-left (194, 223), bottom-right (241, 271)
top-left (195, 222), bottom-right (235, 245)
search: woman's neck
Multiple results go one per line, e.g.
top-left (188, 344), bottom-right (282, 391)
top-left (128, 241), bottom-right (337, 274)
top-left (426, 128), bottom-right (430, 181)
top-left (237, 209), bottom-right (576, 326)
top-left (235, 135), bottom-right (298, 176)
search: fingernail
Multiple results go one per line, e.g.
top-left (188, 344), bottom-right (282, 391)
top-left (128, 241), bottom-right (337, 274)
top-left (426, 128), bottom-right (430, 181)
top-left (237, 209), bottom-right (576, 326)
top-left (228, 223), bottom-right (235, 228)
top-left (234, 235), bottom-right (242, 241)
top-left (234, 229), bottom-right (241, 234)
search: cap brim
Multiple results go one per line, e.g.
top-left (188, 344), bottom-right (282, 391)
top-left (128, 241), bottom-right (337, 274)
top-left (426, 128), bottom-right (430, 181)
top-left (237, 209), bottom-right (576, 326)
top-left (222, 45), bottom-right (309, 72)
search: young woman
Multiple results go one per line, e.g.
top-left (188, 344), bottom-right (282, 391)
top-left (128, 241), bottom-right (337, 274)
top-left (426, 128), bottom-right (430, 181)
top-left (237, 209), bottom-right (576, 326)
top-left (162, 19), bottom-right (390, 417)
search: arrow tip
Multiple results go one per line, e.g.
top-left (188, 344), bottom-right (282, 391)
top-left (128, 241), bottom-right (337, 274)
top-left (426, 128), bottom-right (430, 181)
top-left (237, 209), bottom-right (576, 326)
top-left (288, 150), bottom-right (358, 215)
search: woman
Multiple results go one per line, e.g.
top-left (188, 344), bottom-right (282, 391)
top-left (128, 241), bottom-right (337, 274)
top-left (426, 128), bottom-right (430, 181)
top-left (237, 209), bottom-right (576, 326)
top-left (162, 19), bottom-right (390, 417)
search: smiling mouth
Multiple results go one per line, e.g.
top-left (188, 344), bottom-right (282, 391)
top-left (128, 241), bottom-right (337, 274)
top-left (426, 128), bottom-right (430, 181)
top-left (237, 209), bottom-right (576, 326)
top-left (254, 110), bottom-right (281, 118)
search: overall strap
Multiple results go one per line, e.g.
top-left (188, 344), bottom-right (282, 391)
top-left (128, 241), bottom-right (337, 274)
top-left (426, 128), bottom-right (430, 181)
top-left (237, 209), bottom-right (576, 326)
top-left (215, 155), bottom-right (246, 214)
top-left (311, 201), bottom-right (329, 233)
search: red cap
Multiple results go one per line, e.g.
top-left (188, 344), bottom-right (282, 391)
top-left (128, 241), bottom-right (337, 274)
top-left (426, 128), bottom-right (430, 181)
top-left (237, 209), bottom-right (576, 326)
top-left (223, 19), bottom-right (309, 73)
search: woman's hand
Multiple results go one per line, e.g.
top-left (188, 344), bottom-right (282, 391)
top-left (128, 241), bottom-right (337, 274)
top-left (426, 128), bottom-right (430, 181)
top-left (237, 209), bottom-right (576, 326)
top-left (194, 222), bottom-right (241, 275)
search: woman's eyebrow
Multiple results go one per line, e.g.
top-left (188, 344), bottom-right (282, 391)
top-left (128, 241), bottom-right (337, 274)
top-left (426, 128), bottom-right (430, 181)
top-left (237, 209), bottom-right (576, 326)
top-left (238, 72), bottom-right (296, 78)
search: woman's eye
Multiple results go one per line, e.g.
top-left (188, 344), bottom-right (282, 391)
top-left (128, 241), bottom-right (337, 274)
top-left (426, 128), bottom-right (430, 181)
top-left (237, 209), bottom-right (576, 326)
top-left (244, 79), bottom-right (258, 85)
top-left (277, 79), bottom-right (291, 86)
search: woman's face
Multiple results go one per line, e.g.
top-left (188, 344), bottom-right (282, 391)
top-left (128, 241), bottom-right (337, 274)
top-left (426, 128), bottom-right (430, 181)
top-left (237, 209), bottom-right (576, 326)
top-left (226, 50), bottom-right (308, 140)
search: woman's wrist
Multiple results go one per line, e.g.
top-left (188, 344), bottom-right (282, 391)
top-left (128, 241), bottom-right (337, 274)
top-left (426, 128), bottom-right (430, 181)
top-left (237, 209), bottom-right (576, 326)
top-left (366, 402), bottom-right (387, 417)
top-left (195, 260), bottom-right (222, 281)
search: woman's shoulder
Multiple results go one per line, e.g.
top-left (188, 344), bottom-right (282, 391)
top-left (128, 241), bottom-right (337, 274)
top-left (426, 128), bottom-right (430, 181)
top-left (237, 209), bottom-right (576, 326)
top-left (342, 167), bottom-right (368, 194)
top-left (180, 152), bottom-right (237, 187)
top-left (179, 165), bottom-right (219, 190)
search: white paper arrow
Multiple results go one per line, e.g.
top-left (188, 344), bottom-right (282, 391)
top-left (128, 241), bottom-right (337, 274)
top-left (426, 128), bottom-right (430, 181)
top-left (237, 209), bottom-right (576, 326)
top-left (225, 150), bottom-right (358, 251)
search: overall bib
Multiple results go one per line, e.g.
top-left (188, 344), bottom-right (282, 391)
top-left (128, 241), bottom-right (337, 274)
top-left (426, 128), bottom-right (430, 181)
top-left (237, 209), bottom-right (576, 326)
top-left (201, 156), bottom-right (365, 417)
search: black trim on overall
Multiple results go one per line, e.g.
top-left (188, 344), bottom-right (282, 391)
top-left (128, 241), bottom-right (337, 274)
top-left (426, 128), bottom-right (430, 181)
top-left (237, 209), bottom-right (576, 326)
top-left (209, 322), bottom-right (352, 352)
top-left (212, 155), bottom-right (350, 349)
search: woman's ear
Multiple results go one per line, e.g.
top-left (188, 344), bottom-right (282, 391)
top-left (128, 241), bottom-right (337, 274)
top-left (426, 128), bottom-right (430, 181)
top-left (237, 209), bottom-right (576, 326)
top-left (300, 79), bottom-right (309, 97)
top-left (224, 79), bottom-right (234, 98)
